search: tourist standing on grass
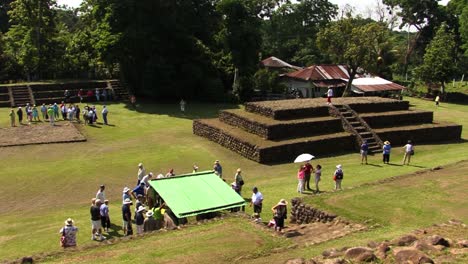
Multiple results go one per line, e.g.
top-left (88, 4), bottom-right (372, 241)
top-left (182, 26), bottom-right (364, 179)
top-left (96, 185), bottom-right (106, 201)
top-left (9, 109), bottom-right (15, 127)
top-left (122, 187), bottom-right (131, 203)
top-left (59, 218), bottom-right (78, 248)
top-left (402, 140), bottom-right (414, 165)
top-left (303, 161), bottom-right (314, 191)
top-left (122, 198), bottom-right (133, 235)
top-left (435, 95), bottom-right (440, 106)
top-left (271, 199), bottom-right (288, 232)
top-left (17, 107), bottom-right (23, 124)
top-left (90, 199), bottom-right (105, 240)
top-left (327, 87), bottom-right (333, 105)
top-left (135, 206), bottom-right (146, 234)
top-left (60, 102), bottom-right (67, 120)
top-left (25, 103), bottom-right (32, 124)
top-left (315, 164), bottom-right (322, 193)
top-left (297, 165), bottom-right (305, 194)
top-left (41, 103), bottom-right (47, 120)
top-left (95, 88), bottom-right (100, 101)
top-left (32, 105), bottom-right (39, 122)
top-left (383, 141), bottom-right (391, 164)
top-left (75, 105), bottom-right (81, 122)
top-left (102, 105), bottom-right (108, 125)
top-left (361, 140), bottom-right (369, 164)
top-left (234, 168), bottom-right (244, 194)
top-left (53, 103), bottom-right (59, 118)
top-left (47, 106), bottom-right (55, 126)
top-left (250, 187), bottom-right (263, 216)
top-left (137, 163), bottom-right (145, 185)
top-left (100, 200), bottom-right (111, 232)
top-left (333, 165), bottom-right (344, 191)
top-left (213, 160), bottom-right (223, 178)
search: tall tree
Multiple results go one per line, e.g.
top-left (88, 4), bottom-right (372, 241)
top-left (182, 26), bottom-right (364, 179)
top-left (5, 0), bottom-right (58, 80)
top-left (0, 0), bottom-right (13, 33)
top-left (382, 0), bottom-right (443, 77)
top-left (414, 23), bottom-right (458, 94)
top-left (217, 0), bottom-right (262, 101)
top-left (317, 18), bottom-right (391, 96)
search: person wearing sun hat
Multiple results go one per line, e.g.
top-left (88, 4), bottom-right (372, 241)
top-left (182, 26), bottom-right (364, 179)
top-left (143, 210), bottom-right (159, 232)
top-left (333, 165), bottom-right (344, 191)
top-left (234, 168), bottom-right (244, 194)
top-left (59, 218), bottom-right (78, 247)
top-left (271, 199), bottom-right (288, 232)
top-left (122, 187), bottom-right (131, 203)
top-left (382, 140), bottom-right (392, 164)
top-left (135, 206), bottom-right (146, 234)
top-left (137, 163), bottom-right (146, 185)
top-left (213, 160), bottom-right (223, 178)
top-left (122, 198), bottom-right (133, 236)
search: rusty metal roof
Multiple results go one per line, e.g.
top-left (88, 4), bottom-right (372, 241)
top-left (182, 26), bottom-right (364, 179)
top-left (260, 56), bottom-right (302, 70)
top-left (351, 77), bottom-right (406, 92)
top-left (284, 65), bottom-right (350, 81)
top-left (312, 80), bottom-right (347, 88)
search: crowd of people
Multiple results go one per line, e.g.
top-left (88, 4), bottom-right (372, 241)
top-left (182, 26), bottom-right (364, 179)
top-left (8, 101), bottom-right (110, 127)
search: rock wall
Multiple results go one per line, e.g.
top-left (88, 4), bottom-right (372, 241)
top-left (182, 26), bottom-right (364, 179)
top-left (348, 100), bottom-right (409, 113)
top-left (376, 123), bottom-right (462, 146)
top-left (244, 103), bottom-right (330, 120)
top-left (289, 198), bottom-right (337, 224)
top-left (362, 111), bottom-right (433, 128)
top-left (219, 110), bottom-right (343, 140)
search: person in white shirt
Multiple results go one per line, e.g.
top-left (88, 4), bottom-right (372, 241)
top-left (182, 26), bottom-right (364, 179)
top-left (250, 187), bottom-right (264, 217)
top-left (402, 140), bottom-right (414, 165)
top-left (137, 163), bottom-right (145, 185)
top-left (96, 185), bottom-right (106, 201)
top-left (141, 172), bottom-right (153, 186)
top-left (102, 105), bottom-right (109, 125)
top-left (327, 87), bottom-right (333, 105)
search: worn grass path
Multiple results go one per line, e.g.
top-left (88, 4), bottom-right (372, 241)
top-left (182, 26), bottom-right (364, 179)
top-left (0, 97), bottom-right (466, 262)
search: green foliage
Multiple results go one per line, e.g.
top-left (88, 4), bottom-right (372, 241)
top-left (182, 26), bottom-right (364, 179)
top-left (253, 68), bottom-right (286, 94)
top-left (413, 23), bottom-right (458, 93)
top-left (317, 18), bottom-right (391, 96)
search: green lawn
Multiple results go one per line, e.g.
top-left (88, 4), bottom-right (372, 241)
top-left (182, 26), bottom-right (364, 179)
top-left (0, 97), bottom-right (466, 263)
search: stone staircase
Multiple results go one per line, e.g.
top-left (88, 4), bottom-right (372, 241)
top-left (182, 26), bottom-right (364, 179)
top-left (11, 85), bottom-right (34, 107)
top-left (108, 80), bottom-right (129, 100)
top-left (334, 105), bottom-right (382, 153)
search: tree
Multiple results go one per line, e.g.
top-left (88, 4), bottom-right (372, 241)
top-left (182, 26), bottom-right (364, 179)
top-left (317, 18), bottom-right (391, 96)
top-left (382, 0), bottom-right (443, 77)
top-left (217, 0), bottom-right (262, 101)
top-left (414, 23), bottom-right (458, 94)
top-left (0, 0), bottom-right (13, 33)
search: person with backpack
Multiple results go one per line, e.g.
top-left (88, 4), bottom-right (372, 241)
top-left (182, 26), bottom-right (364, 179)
top-left (333, 165), bottom-right (344, 191)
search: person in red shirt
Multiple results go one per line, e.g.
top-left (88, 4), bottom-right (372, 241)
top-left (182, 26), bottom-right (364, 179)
top-left (303, 161), bottom-right (314, 191)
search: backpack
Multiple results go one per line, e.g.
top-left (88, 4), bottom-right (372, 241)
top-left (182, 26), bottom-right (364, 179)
top-left (335, 170), bottom-right (343, 180)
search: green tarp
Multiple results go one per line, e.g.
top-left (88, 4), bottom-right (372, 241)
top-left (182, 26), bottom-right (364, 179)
top-left (148, 171), bottom-right (246, 218)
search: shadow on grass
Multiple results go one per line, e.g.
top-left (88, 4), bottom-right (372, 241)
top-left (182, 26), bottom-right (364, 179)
top-left (105, 223), bottom-right (124, 239)
top-left (123, 101), bottom-right (240, 120)
top-left (366, 163), bottom-right (383, 168)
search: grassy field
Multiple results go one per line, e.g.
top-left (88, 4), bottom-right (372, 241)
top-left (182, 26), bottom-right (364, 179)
top-left (0, 97), bottom-right (466, 263)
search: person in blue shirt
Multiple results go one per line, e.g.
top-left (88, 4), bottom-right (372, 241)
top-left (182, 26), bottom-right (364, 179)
top-left (360, 140), bottom-right (369, 165)
top-left (382, 141), bottom-right (391, 164)
top-left (132, 182), bottom-right (146, 199)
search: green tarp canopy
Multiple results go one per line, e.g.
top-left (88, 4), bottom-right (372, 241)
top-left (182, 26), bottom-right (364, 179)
top-left (148, 171), bottom-right (246, 218)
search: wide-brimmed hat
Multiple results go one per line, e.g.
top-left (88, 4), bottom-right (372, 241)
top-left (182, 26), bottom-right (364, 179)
top-left (138, 163), bottom-right (143, 167)
top-left (336, 164), bottom-right (342, 169)
top-left (123, 198), bottom-right (132, 205)
top-left (137, 206), bottom-right (146, 213)
top-left (278, 199), bottom-right (288, 206)
top-left (95, 199), bottom-right (102, 204)
top-left (384, 141), bottom-right (390, 145)
top-left (64, 218), bottom-right (74, 225)
top-left (149, 172), bottom-right (153, 176)
top-left (146, 211), bottom-right (154, 217)
top-left (123, 187), bottom-right (130, 193)
top-left (236, 168), bottom-right (241, 172)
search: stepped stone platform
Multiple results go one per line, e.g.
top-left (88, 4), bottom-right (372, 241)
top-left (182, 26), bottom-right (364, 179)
top-left (193, 97), bottom-right (462, 164)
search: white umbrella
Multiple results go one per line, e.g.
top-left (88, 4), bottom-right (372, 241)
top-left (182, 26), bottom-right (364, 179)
top-left (294, 153), bottom-right (315, 163)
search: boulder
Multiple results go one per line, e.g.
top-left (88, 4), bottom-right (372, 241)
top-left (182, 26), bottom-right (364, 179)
top-left (413, 240), bottom-right (437, 252)
top-left (322, 258), bottom-right (346, 264)
top-left (449, 248), bottom-right (468, 255)
top-left (284, 230), bottom-right (302, 238)
top-left (394, 249), bottom-right (434, 264)
top-left (393, 234), bottom-right (418, 246)
top-left (457, 239), bottom-right (468, 248)
top-left (427, 235), bottom-right (450, 247)
top-left (367, 241), bottom-right (379, 248)
top-left (376, 242), bottom-right (390, 260)
top-left (285, 258), bottom-right (306, 264)
top-left (322, 248), bottom-right (343, 258)
top-left (344, 247), bottom-right (375, 262)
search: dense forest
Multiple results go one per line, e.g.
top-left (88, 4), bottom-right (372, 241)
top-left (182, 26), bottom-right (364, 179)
top-left (0, 0), bottom-right (466, 101)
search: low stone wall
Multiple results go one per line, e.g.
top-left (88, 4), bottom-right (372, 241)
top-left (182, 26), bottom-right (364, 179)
top-left (362, 111), bottom-right (433, 128)
top-left (219, 110), bottom-right (343, 140)
top-left (290, 198), bottom-right (337, 224)
top-left (347, 100), bottom-right (409, 113)
top-left (245, 103), bottom-right (330, 120)
top-left (376, 123), bottom-right (462, 146)
top-left (193, 119), bottom-right (261, 162)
